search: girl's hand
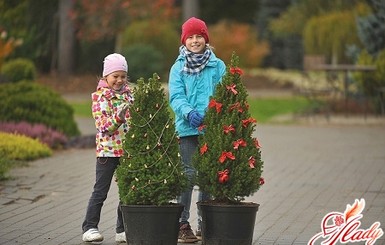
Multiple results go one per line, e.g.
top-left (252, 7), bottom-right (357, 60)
top-left (117, 103), bottom-right (129, 122)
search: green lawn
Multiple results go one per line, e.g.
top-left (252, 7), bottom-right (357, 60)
top-left (70, 101), bottom-right (92, 118)
top-left (70, 97), bottom-right (310, 123)
top-left (248, 97), bottom-right (309, 123)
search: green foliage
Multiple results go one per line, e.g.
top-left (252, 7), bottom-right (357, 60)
top-left (0, 81), bottom-right (80, 137)
top-left (117, 74), bottom-right (188, 205)
top-left (269, 0), bottom-right (368, 37)
top-left (77, 39), bottom-right (114, 73)
top-left (0, 58), bottom-right (36, 83)
top-left (121, 44), bottom-right (164, 82)
top-left (121, 20), bottom-right (179, 72)
top-left (0, 157), bottom-right (14, 181)
top-left (0, 132), bottom-right (52, 161)
top-left (193, 54), bottom-right (264, 203)
top-left (354, 49), bottom-right (385, 97)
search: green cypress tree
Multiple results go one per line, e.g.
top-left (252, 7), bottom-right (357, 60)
top-left (193, 54), bottom-right (264, 204)
top-left (117, 74), bottom-right (187, 205)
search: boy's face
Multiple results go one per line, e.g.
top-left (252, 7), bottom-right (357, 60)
top-left (185, 34), bottom-right (206, 54)
top-left (105, 71), bottom-right (128, 91)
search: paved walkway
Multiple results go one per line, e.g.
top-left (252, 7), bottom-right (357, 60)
top-left (1, 116), bottom-right (385, 244)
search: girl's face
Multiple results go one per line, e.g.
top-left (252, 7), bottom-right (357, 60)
top-left (185, 34), bottom-right (206, 54)
top-left (105, 71), bottom-right (128, 91)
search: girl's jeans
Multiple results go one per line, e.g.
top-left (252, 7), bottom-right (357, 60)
top-left (178, 136), bottom-right (210, 230)
top-left (82, 157), bottom-right (124, 233)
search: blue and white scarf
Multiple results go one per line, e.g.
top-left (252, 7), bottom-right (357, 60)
top-left (179, 45), bottom-right (212, 75)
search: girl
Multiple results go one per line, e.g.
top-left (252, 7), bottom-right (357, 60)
top-left (82, 53), bottom-right (133, 243)
top-left (168, 17), bottom-right (226, 243)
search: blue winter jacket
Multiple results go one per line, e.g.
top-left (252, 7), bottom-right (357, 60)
top-left (169, 52), bottom-right (226, 137)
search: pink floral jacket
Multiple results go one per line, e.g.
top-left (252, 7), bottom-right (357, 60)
top-left (91, 80), bottom-right (133, 157)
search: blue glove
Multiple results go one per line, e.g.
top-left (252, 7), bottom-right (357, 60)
top-left (188, 110), bottom-right (203, 128)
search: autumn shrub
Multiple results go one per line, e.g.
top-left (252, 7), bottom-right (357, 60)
top-left (0, 132), bottom-right (52, 161)
top-left (0, 121), bottom-right (68, 149)
top-left (0, 58), bottom-right (36, 83)
top-left (0, 81), bottom-right (80, 137)
top-left (121, 20), bottom-right (179, 73)
top-left (209, 20), bottom-right (270, 68)
top-left (121, 44), bottom-right (164, 82)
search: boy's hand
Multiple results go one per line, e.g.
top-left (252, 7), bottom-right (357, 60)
top-left (188, 110), bottom-right (203, 128)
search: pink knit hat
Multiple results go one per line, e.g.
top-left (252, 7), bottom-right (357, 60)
top-left (181, 17), bottom-right (209, 45)
top-left (102, 53), bottom-right (128, 77)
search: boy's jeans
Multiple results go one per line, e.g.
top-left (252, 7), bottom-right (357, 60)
top-left (178, 136), bottom-right (210, 230)
top-left (82, 157), bottom-right (124, 233)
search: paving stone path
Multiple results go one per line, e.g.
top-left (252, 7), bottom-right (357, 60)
top-left (1, 117), bottom-right (385, 244)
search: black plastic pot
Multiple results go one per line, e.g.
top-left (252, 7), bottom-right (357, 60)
top-left (198, 202), bottom-right (259, 245)
top-left (121, 204), bottom-right (183, 245)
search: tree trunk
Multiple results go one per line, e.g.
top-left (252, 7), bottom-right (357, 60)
top-left (58, 0), bottom-right (75, 77)
top-left (182, 0), bottom-right (199, 21)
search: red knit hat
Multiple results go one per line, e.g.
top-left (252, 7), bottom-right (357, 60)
top-left (181, 17), bottom-right (209, 45)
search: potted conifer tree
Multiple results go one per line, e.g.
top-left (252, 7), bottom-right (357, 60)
top-left (116, 74), bottom-right (187, 245)
top-left (192, 54), bottom-right (265, 245)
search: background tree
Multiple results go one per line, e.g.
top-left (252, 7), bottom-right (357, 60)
top-left (256, 0), bottom-right (295, 69)
top-left (70, 0), bottom-right (179, 75)
top-left (209, 20), bottom-right (269, 68)
top-left (268, 0), bottom-right (370, 67)
top-left (303, 8), bottom-right (365, 64)
top-left (356, 0), bottom-right (385, 57)
top-left (58, 0), bottom-right (75, 76)
top-left (71, 0), bottom-right (177, 50)
top-left (182, 0), bottom-right (199, 21)
top-left (200, 0), bottom-right (258, 24)
top-left (0, 0), bottom-right (58, 72)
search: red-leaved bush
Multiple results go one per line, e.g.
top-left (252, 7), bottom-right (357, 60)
top-left (209, 21), bottom-right (270, 68)
top-left (0, 121), bottom-right (68, 149)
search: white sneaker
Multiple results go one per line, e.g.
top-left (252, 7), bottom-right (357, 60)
top-left (115, 231), bottom-right (126, 243)
top-left (82, 228), bottom-right (104, 242)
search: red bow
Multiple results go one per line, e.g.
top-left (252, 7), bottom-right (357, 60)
top-left (233, 139), bottom-right (247, 150)
top-left (242, 117), bottom-right (257, 127)
top-left (208, 99), bottom-right (222, 113)
top-left (218, 169), bottom-right (230, 183)
top-left (229, 102), bottom-right (244, 113)
top-left (226, 84), bottom-right (238, 95)
top-left (248, 156), bottom-right (255, 169)
top-left (223, 124), bottom-right (235, 134)
top-left (230, 67), bottom-right (243, 75)
top-left (198, 124), bottom-right (206, 132)
top-left (219, 151), bottom-right (235, 163)
top-left (253, 138), bottom-right (261, 148)
top-left (200, 143), bottom-right (208, 155)
top-left (259, 177), bottom-right (265, 185)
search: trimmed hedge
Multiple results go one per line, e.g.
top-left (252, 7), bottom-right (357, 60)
top-left (0, 81), bottom-right (80, 137)
top-left (0, 58), bottom-right (37, 83)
